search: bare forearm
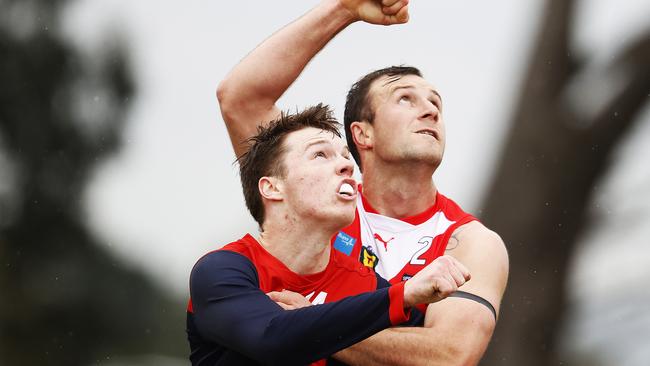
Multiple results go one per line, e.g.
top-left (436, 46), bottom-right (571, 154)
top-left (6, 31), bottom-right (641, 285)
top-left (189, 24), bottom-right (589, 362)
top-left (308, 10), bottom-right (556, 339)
top-left (334, 328), bottom-right (448, 366)
top-left (218, 0), bottom-right (354, 110)
top-left (217, 0), bottom-right (356, 156)
top-left (333, 326), bottom-right (489, 366)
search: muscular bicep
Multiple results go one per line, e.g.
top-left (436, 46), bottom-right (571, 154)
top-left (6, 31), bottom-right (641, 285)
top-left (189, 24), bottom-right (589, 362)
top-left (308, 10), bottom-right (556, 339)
top-left (437, 221), bottom-right (509, 320)
top-left (417, 225), bottom-right (508, 365)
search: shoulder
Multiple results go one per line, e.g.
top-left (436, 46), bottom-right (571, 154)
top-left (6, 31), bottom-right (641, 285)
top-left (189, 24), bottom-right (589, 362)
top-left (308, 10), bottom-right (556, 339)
top-left (189, 250), bottom-right (262, 313)
top-left (191, 236), bottom-right (260, 282)
top-left (220, 234), bottom-right (258, 255)
top-left (194, 234), bottom-right (259, 269)
top-left (454, 220), bottom-right (503, 243)
top-left (450, 221), bottom-right (508, 270)
top-left (438, 192), bottom-right (478, 223)
top-left (191, 250), bottom-right (256, 279)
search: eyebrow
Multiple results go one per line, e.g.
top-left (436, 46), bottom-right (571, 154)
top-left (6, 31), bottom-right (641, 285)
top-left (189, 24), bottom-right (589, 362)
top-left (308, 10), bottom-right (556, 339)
top-left (390, 85), bottom-right (443, 104)
top-left (303, 138), bottom-right (350, 155)
top-left (304, 139), bottom-right (330, 150)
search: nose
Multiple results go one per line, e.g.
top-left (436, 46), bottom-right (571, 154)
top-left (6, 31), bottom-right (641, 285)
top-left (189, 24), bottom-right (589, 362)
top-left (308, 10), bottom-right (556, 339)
top-left (337, 156), bottom-right (354, 177)
top-left (419, 99), bottom-right (440, 123)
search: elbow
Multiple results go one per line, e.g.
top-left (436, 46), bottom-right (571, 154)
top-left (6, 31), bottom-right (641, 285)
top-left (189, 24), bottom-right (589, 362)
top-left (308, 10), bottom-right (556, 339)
top-left (216, 78), bottom-right (246, 131)
top-left (452, 348), bottom-right (481, 366)
top-left (217, 77), bottom-right (255, 129)
top-left (434, 343), bottom-right (477, 366)
top-left (216, 79), bottom-right (236, 121)
top-left (449, 328), bottom-right (494, 366)
top-left (216, 78), bottom-right (231, 106)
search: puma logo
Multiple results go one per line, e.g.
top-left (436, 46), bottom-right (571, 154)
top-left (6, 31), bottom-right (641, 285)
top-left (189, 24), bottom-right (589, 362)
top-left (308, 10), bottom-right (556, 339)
top-left (374, 233), bottom-right (395, 251)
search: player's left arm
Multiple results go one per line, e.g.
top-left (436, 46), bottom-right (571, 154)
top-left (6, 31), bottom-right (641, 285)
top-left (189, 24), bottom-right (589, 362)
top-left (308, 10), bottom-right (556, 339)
top-left (332, 221), bottom-right (509, 366)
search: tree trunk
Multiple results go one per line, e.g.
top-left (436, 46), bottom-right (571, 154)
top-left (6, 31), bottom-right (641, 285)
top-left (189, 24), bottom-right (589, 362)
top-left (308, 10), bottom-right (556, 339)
top-left (479, 0), bottom-right (650, 364)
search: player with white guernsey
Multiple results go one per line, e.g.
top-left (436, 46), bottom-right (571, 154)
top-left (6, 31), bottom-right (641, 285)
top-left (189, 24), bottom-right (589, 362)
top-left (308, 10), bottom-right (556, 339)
top-left (217, 1), bottom-right (509, 365)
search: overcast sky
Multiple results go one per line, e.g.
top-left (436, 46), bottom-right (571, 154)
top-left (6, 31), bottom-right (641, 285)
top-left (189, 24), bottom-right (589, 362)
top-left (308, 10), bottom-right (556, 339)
top-left (57, 0), bottom-right (650, 363)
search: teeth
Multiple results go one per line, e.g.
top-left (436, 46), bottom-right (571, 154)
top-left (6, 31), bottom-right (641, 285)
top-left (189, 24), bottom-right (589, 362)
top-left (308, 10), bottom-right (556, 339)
top-left (418, 131), bottom-right (435, 137)
top-left (339, 183), bottom-right (354, 196)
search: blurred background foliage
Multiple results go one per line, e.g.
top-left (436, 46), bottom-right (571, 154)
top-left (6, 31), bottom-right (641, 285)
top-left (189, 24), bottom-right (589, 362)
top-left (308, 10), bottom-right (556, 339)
top-left (481, 0), bottom-right (650, 365)
top-left (0, 0), bottom-right (184, 364)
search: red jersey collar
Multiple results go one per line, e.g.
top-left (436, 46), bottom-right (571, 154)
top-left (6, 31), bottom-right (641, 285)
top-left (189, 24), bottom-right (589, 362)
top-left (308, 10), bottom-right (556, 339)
top-left (241, 233), bottom-right (336, 285)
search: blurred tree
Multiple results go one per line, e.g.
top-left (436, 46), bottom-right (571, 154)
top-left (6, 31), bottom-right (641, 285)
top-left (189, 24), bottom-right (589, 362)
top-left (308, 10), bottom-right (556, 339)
top-left (0, 0), bottom-right (184, 364)
top-left (480, 0), bottom-right (650, 365)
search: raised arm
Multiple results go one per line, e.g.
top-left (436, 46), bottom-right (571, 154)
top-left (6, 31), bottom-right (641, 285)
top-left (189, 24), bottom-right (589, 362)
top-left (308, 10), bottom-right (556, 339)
top-left (217, 0), bottom-right (410, 157)
top-left (333, 221), bottom-right (509, 366)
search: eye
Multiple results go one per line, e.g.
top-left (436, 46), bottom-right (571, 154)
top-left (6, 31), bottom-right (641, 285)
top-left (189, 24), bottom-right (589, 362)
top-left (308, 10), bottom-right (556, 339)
top-left (398, 95), bottom-right (411, 104)
top-left (314, 151), bottom-right (327, 159)
top-left (429, 94), bottom-right (442, 110)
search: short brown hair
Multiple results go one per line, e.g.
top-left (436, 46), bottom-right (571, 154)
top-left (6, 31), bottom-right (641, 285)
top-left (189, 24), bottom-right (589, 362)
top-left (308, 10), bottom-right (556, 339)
top-left (343, 66), bottom-right (422, 171)
top-left (237, 104), bottom-right (341, 228)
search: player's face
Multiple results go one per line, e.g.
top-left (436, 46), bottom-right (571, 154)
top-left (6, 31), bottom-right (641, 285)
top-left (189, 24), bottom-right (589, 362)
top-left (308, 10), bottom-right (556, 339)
top-left (279, 127), bottom-right (357, 230)
top-left (365, 74), bottom-right (445, 168)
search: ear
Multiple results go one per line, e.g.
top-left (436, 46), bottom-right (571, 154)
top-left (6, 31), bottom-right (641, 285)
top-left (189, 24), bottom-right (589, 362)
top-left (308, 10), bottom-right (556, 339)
top-left (259, 176), bottom-right (284, 201)
top-left (350, 121), bottom-right (373, 150)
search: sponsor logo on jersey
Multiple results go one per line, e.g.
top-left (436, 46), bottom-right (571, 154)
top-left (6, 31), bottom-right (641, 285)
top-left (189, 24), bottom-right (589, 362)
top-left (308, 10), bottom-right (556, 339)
top-left (359, 246), bottom-right (378, 269)
top-left (373, 233), bottom-right (395, 251)
top-left (333, 231), bottom-right (356, 256)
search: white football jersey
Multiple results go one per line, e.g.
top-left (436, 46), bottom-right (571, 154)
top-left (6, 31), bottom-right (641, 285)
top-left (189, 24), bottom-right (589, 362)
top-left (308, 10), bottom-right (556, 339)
top-left (332, 188), bottom-right (476, 283)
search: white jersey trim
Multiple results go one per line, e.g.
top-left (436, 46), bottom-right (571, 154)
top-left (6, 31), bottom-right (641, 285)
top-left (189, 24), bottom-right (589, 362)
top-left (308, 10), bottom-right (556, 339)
top-left (356, 194), bottom-right (455, 280)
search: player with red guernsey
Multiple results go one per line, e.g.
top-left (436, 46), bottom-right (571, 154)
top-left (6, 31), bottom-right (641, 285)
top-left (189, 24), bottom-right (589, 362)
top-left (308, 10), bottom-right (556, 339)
top-left (217, 1), bottom-right (509, 364)
top-left (186, 105), bottom-right (470, 365)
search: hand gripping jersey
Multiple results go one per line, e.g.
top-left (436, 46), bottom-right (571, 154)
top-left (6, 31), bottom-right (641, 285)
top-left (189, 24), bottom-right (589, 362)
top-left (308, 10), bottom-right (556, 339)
top-left (186, 234), bottom-right (423, 366)
top-left (333, 188), bottom-right (477, 284)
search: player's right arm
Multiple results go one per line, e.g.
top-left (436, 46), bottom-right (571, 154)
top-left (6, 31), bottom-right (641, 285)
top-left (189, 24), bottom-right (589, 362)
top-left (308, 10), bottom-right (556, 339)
top-left (217, 0), bottom-right (410, 157)
top-left (189, 250), bottom-right (468, 365)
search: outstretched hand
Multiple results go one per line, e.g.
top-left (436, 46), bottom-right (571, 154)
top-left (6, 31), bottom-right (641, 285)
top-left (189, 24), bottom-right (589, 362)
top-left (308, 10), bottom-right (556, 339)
top-left (340, 0), bottom-right (410, 25)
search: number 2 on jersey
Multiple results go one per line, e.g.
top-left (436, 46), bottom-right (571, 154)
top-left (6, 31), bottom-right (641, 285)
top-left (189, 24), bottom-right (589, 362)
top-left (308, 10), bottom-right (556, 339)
top-left (410, 236), bottom-right (433, 265)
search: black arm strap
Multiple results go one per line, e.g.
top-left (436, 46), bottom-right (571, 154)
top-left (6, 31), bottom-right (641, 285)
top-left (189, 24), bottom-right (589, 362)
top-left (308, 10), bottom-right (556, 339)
top-left (449, 290), bottom-right (497, 321)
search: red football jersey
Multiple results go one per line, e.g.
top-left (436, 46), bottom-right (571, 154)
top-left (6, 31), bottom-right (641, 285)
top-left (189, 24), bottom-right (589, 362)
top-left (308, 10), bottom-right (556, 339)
top-left (223, 234), bottom-right (379, 303)
top-left (187, 233), bottom-right (418, 366)
top-left (221, 234), bottom-right (400, 366)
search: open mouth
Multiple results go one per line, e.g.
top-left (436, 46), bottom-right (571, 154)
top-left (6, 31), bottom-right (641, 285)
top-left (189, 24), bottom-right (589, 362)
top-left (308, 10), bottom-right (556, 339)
top-left (337, 180), bottom-right (357, 199)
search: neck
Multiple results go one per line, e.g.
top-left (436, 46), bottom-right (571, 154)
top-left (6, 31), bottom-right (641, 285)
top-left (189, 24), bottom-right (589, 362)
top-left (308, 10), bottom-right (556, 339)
top-left (258, 212), bottom-right (334, 275)
top-left (361, 160), bottom-right (437, 219)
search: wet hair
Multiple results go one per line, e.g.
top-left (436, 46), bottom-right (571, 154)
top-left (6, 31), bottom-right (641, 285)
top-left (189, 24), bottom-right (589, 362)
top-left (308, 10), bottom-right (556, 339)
top-left (343, 65), bottom-right (422, 171)
top-left (237, 103), bottom-right (341, 228)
